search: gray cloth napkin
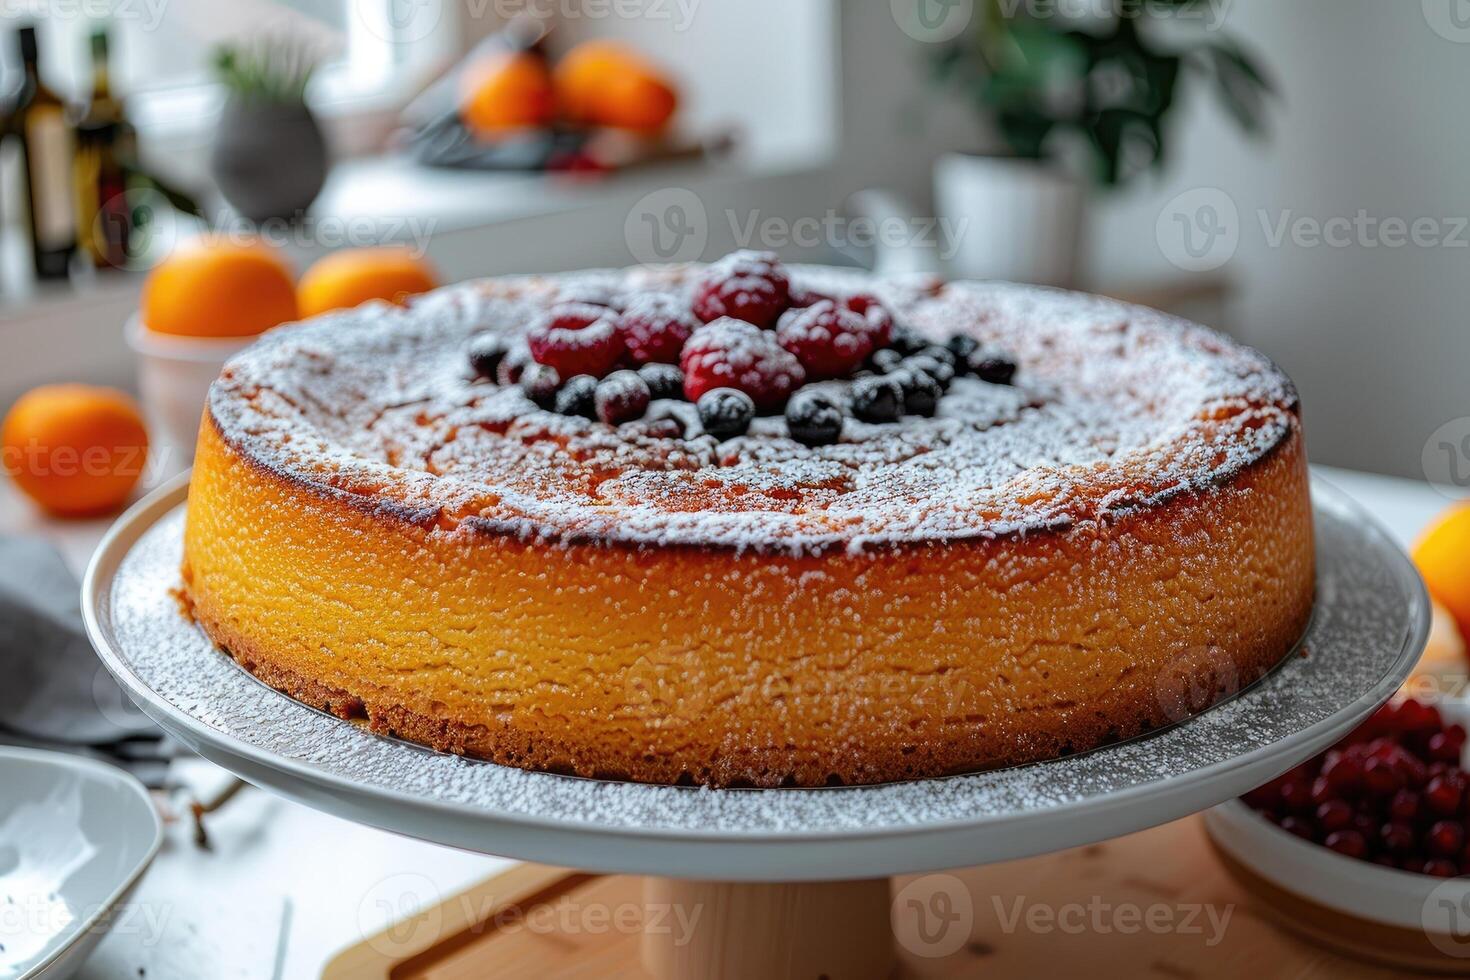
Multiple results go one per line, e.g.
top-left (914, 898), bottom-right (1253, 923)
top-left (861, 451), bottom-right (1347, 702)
top-left (0, 536), bottom-right (161, 748)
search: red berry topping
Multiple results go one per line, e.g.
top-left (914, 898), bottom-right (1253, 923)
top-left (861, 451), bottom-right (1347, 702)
top-left (691, 250), bottom-right (791, 329)
top-left (527, 303), bottom-right (624, 379)
top-left (1427, 774), bottom-right (1464, 815)
top-left (845, 293), bottom-right (895, 349)
top-left (1315, 799), bottom-right (1353, 833)
top-left (774, 300), bottom-right (875, 380)
top-left (1430, 820), bottom-right (1465, 856)
top-left (1324, 829), bottom-right (1367, 859)
top-left (594, 370), bottom-right (651, 425)
top-left (680, 317), bottom-right (806, 410)
top-left (617, 293), bottom-right (698, 366)
top-left (788, 286), bottom-right (832, 309)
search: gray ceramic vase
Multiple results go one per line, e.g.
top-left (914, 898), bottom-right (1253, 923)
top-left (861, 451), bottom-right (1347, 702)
top-left (210, 98), bottom-right (328, 223)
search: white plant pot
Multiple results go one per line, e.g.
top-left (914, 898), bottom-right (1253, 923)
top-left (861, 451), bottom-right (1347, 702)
top-left (125, 316), bottom-right (252, 475)
top-left (933, 153), bottom-right (1086, 288)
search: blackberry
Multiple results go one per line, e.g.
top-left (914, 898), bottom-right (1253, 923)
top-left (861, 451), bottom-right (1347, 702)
top-left (946, 334), bottom-right (980, 364)
top-left (905, 354), bottom-right (954, 387)
top-left (638, 362), bottom-right (686, 401)
top-left (889, 327), bottom-right (928, 356)
top-left (869, 348), bottom-right (903, 374)
top-left (696, 388), bottom-right (755, 439)
top-left (554, 374), bottom-right (598, 418)
top-left (970, 352), bottom-right (1018, 385)
top-left (519, 363), bottom-right (561, 409)
top-left (850, 375), bottom-right (903, 424)
top-left (890, 369), bottom-right (941, 417)
top-left (919, 345), bottom-right (957, 367)
top-left (594, 370), bottom-right (652, 425)
top-left (786, 388), bottom-right (845, 446)
top-left (468, 334), bottom-right (511, 379)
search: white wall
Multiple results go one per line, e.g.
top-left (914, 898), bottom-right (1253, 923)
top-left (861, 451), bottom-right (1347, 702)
top-left (1086, 0), bottom-right (1470, 478)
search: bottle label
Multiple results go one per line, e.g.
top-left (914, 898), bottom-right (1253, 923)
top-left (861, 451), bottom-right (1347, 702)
top-left (26, 107), bottom-right (76, 249)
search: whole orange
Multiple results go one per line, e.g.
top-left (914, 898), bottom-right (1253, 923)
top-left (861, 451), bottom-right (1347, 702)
top-left (298, 248), bottom-right (439, 318)
top-left (554, 41), bottom-right (678, 132)
top-left (1414, 504), bottom-right (1470, 642)
top-left (142, 239), bottom-right (298, 338)
top-left (460, 50), bottom-right (556, 136)
top-left (2, 384), bottom-right (149, 518)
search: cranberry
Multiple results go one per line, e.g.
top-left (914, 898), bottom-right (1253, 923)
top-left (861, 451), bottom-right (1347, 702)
top-left (680, 317), bottom-right (806, 411)
top-left (775, 300), bottom-right (875, 380)
top-left (691, 250), bottom-right (791, 329)
top-left (1427, 774), bottom-right (1464, 815)
top-left (1321, 752), bottom-right (1363, 794)
top-left (1390, 789), bottom-right (1421, 822)
top-left (1430, 729), bottom-right (1465, 763)
top-left (617, 294), bottom-right (698, 366)
top-left (1324, 830), bottom-right (1367, 859)
top-left (527, 303), bottom-right (624, 379)
top-left (1424, 859), bottom-right (1460, 877)
top-left (1315, 799), bottom-right (1353, 833)
top-left (1362, 756), bottom-right (1403, 796)
top-left (1279, 815), bottom-right (1314, 840)
top-left (1380, 822), bottom-right (1415, 854)
top-left (1430, 820), bottom-right (1465, 856)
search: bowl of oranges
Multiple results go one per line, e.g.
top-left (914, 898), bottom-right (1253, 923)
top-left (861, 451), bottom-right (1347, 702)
top-left (128, 238), bottom-right (437, 468)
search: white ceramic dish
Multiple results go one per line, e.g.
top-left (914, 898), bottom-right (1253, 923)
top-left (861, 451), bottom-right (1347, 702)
top-left (0, 747), bottom-right (162, 980)
top-left (82, 474), bottom-right (1427, 882)
top-left (124, 314), bottom-right (253, 469)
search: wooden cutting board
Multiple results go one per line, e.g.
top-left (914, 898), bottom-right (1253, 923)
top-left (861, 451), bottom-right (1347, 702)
top-left (325, 815), bottom-right (1440, 979)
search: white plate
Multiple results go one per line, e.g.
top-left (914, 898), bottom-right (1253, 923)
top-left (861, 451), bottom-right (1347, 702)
top-left (0, 748), bottom-right (162, 980)
top-left (82, 474), bottom-right (1428, 881)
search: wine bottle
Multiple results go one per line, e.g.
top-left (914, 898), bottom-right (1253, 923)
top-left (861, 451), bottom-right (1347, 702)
top-left (75, 27), bottom-right (133, 270)
top-left (12, 25), bottom-right (76, 280)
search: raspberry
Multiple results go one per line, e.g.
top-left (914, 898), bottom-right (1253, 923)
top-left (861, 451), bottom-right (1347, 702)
top-left (845, 293), bottom-right (895, 349)
top-left (527, 303), bottom-right (623, 379)
top-left (775, 300), bottom-right (875, 380)
top-left (617, 293), bottom-right (698, 365)
top-left (680, 317), bottom-right (805, 410)
top-left (691, 250), bottom-right (791, 329)
top-left (788, 286), bottom-right (832, 309)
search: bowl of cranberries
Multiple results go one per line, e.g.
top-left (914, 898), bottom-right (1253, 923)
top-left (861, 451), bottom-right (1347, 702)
top-left (1207, 697), bottom-right (1470, 949)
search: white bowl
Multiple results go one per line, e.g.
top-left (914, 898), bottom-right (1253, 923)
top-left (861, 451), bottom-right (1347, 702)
top-left (125, 315), bottom-right (254, 472)
top-left (0, 747), bottom-right (162, 980)
top-left (1207, 798), bottom-right (1470, 969)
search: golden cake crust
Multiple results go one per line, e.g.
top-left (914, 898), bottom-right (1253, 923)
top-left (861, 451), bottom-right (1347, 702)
top-left (181, 266), bottom-right (1315, 787)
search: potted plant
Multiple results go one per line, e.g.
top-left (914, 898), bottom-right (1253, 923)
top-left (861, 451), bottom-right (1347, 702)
top-left (925, 0), bottom-right (1273, 287)
top-left (209, 36), bottom-right (328, 223)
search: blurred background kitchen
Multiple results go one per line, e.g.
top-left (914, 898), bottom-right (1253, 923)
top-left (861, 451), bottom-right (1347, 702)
top-left (0, 0), bottom-right (1465, 485)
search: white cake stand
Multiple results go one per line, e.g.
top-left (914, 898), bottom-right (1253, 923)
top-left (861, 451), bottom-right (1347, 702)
top-left (83, 475), bottom-right (1428, 979)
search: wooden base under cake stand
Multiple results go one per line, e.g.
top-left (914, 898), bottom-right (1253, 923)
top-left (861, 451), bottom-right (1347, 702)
top-left (324, 816), bottom-right (1428, 979)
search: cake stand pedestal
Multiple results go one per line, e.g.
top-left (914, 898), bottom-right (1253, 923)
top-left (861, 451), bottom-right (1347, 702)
top-left (83, 477), bottom-right (1430, 979)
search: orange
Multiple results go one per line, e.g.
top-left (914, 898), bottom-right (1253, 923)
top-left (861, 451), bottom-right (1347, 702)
top-left (2, 384), bottom-right (149, 518)
top-left (298, 248), bottom-right (439, 318)
top-left (554, 40), bottom-right (678, 133)
top-left (1414, 503), bottom-right (1470, 641)
top-left (460, 50), bottom-right (556, 136)
top-left (142, 238), bottom-right (297, 338)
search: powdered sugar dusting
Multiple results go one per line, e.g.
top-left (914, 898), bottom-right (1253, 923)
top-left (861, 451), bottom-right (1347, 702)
top-left (206, 265), bottom-right (1299, 555)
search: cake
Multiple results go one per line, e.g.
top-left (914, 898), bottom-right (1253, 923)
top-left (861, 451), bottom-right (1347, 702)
top-left (180, 252), bottom-right (1314, 787)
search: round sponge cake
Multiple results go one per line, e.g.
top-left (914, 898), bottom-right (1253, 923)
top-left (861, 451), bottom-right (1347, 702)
top-left (180, 264), bottom-right (1314, 787)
